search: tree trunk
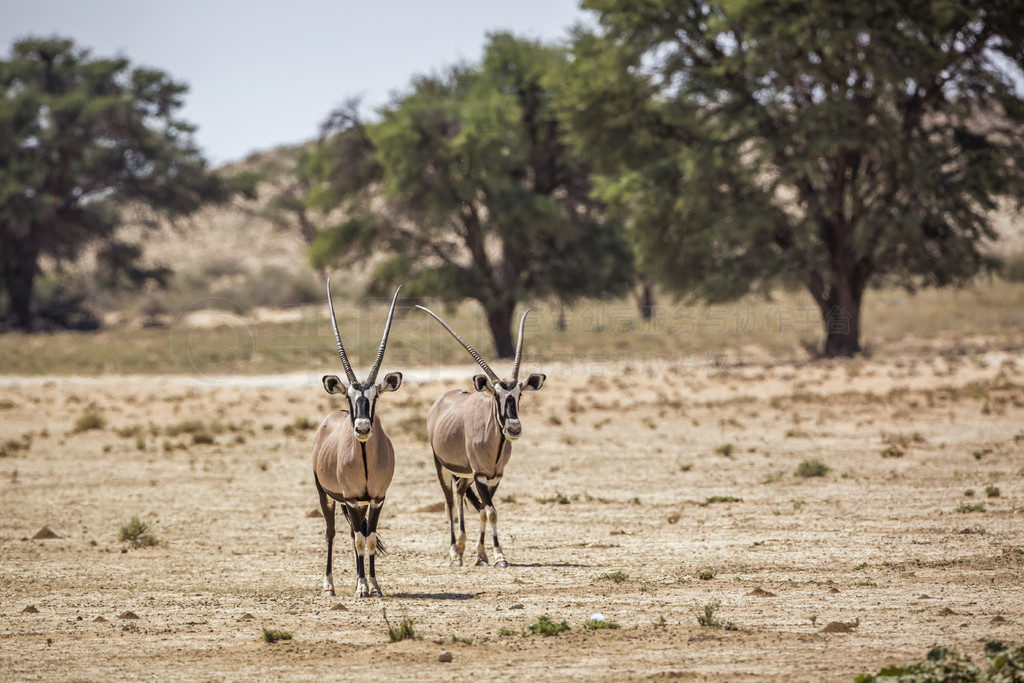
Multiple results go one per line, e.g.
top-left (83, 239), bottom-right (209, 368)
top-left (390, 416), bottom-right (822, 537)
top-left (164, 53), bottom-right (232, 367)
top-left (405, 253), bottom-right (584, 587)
top-left (484, 297), bottom-right (516, 359)
top-left (809, 278), bottom-right (863, 358)
top-left (1, 247), bottom-right (39, 331)
top-left (637, 282), bottom-right (655, 320)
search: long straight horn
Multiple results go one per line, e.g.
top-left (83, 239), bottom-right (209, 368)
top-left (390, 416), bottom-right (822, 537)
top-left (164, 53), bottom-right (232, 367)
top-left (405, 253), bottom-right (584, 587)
top-left (511, 308), bottom-right (531, 382)
top-left (326, 277), bottom-right (358, 385)
top-left (366, 285), bottom-right (402, 384)
top-left (416, 304), bottom-right (499, 383)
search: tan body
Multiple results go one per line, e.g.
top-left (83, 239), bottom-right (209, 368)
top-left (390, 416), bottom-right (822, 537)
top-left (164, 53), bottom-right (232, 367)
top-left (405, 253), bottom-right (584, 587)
top-left (313, 412), bottom-right (395, 502)
top-left (428, 390), bottom-right (510, 481)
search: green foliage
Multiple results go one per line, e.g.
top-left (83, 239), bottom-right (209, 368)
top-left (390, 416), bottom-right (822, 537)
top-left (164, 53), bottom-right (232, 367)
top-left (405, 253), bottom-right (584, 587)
top-left (304, 34), bottom-right (634, 356)
top-left (0, 37), bottom-right (231, 331)
top-left (696, 601), bottom-right (735, 630)
top-left (73, 412), bottom-right (107, 433)
top-left (383, 608), bottom-right (420, 643)
top-left (527, 615), bottom-right (571, 637)
top-left (700, 496), bottom-right (742, 506)
top-left (584, 617), bottom-right (621, 630)
top-left (594, 570), bottom-right (628, 583)
top-left (1001, 252), bottom-right (1024, 283)
top-left (118, 516), bottom-right (158, 548)
top-left (261, 628), bottom-right (293, 644)
top-left (565, 0), bottom-right (1024, 357)
top-left (795, 459), bottom-right (830, 478)
top-left (855, 642), bottom-right (1024, 682)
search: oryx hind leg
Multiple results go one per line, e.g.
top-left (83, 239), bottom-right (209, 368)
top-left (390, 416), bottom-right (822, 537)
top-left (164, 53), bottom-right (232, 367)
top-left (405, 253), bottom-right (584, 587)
top-left (434, 454), bottom-right (464, 567)
top-left (475, 476), bottom-right (507, 568)
top-left (315, 475), bottom-right (337, 596)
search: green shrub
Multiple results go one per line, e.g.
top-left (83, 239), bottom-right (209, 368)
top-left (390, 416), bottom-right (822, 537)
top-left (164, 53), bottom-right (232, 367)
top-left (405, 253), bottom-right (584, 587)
top-left (261, 628), bottom-right (293, 643)
top-left (795, 459), bottom-right (830, 477)
top-left (855, 641), bottom-right (1024, 682)
top-left (696, 601), bottom-right (735, 629)
top-left (118, 516), bottom-right (158, 548)
top-left (73, 412), bottom-right (107, 433)
top-left (1001, 251), bottom-right (1024, 282)
top-left (383, 608), bottom-right (420, 643)
top-left (528, 615), bottom-right (570, 636)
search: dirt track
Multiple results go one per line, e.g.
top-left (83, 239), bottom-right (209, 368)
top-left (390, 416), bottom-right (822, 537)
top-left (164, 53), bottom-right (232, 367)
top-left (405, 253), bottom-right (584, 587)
top-left (1, 356), bottom-right (1022, 681)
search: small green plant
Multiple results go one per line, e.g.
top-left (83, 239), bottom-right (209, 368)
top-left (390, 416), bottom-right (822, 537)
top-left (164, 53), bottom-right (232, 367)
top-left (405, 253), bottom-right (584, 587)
top-left (118, 516), bottom-right (158, 548)
top-left (262, 628), bottom-right (293, 643)
top-left (527, 615), bottom-right (570, 637)
top-left (956, 503), bottom-right (985, 513)
top-left (986, 485), bottom-right (1001, 498)
top-left (696, 601), bottom-right (735, 630)
top-left (498, 626), bottom-right (518, 636)
top-left (715, 443), bottom-right (735, 457)
top-left (165, 419), bottom-right (205, 437)
top-left (808, 615), bottom-right (817, 627)
top-left (383, 607), bottom-right (420, 643)
top-left (595, 570), bottom-right (629, 583)
top-left (795, 459), bottom-right (830, 477)
top-left (584, 617), bottom-right (621, 630)
top-left (73, 412), bottom-right (107, 433)
top-left (451, 634), bottom-right (473, 645)
top-left (697, 568), bottom-right (716, 581)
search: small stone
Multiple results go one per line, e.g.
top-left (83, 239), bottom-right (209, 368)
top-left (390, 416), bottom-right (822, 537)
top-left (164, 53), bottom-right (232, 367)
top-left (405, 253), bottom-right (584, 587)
top-left (306, 509), bottom-right (322, 518)
top-left (93, 616), bottom-right (108, 623)
top-left (22, 605), bottom-right (39, 613)
top-left (829, 587), bottom-right (841, 594)
top-left (991, 615), bottom-right (1007, 624)
top-left (32, 527), bottom-right (60, 540)
top-left (438, 651), bottom-right (453, 663)
top-left (117, 611), bottom-right (140, 620)
top-left (238, 613), bottom-right (256, 621)
top-left (746, 587), bottom-right (777, 597)
top-left (330, 603), bottom-right (348, 611)
top-left (509, 603), bottom-right (524, 610)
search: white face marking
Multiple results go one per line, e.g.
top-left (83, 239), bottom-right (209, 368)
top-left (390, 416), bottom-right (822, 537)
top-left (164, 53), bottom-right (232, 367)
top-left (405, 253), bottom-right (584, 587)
top-left (348, 385), bottom-right (378, 401)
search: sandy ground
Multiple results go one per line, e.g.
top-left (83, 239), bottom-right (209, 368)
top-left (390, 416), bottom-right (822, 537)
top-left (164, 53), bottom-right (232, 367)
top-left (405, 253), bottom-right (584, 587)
top-left (1, 355), bottom-right (1022, 681)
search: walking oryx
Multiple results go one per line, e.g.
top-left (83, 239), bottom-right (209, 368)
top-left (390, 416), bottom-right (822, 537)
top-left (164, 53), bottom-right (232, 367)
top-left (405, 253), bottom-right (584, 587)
top-left (312, 281), bottom-right (403, 597)
top-left (416, 305), bottom-right (545, 568)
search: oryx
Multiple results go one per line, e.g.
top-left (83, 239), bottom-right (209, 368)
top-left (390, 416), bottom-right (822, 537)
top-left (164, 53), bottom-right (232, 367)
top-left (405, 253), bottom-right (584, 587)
top-left (416, 305), bottom-right (545, 568)
top-left (312, 281), bottom-right (403, 597)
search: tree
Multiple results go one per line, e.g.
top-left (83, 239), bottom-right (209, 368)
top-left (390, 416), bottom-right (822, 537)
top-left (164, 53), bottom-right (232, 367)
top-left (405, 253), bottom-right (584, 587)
top-left (0, 37), bottom-right (235, 330)
top-left (563, 0), bottom-right (1024, 357)
top-left (308, 33), bottom-right (634, 356)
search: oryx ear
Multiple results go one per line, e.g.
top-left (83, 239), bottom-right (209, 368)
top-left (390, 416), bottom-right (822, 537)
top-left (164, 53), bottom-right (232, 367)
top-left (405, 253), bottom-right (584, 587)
top-left (520, 373), bottom-right (546, 392)
top-left (378, 372), bottom-right (402, 393)
top-left (473, 374), bottom-right (492, 393)
top-left (322, 375), bottom-right (346, 395)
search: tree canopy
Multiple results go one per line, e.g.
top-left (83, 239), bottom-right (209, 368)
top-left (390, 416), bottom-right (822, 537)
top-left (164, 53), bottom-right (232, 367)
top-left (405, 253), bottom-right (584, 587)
top-left (562, 0), bottom-right (1024, 356)
top-left (0, 36), bottom-right (237, 330)
top-left (307, 33), bottom-right (634, 357)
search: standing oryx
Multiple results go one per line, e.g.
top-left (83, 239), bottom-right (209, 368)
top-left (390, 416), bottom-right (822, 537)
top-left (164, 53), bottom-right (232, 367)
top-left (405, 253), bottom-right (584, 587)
top-left (417, 305), bottom-right (545, 568)
top-left (312, 281), bottom-right (403, 597)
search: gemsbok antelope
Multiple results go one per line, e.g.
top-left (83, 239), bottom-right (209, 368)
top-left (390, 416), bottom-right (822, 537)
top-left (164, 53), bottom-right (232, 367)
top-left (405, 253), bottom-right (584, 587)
top-left (313, 281), bottom-right (403, 597)
top-left (416, 305), bottom-right (545, 568)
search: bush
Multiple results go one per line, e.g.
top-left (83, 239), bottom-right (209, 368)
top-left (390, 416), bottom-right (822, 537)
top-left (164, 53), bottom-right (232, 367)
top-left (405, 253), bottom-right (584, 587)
top-left (795, 459), bottom-right (830, 477)
top-left (118, 516), bottom-right (159, 548)
top-left (528, 615), bottom-right (571, 636)
top-left (1001, 251), bottom-right (1024, 282)
top-left (261, 628), bottom-right (293, 643)
top-left (855, 641), bottom-right (1024, 682)
top-left (73, 412), bottom-right (107, 433)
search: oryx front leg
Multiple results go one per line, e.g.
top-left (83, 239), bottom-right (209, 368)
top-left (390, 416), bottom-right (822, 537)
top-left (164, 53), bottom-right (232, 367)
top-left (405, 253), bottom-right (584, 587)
top-left (344, 504), bottom-right (370, 598)
top-left (449, 476), bottom-right (472, 567)
top-left (476, 476), bottom-right (507, 568)
top-left (365, 500), bottom-right (385, 597)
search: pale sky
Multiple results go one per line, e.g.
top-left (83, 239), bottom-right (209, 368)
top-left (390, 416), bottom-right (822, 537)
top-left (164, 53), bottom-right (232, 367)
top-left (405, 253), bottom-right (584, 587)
top-left (1, 1), bottom-right (588, 165)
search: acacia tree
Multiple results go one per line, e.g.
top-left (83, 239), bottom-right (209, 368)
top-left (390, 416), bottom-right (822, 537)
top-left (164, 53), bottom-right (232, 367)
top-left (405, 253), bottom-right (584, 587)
top-left (309, 34), bottom-right (634, 357)
top-left (0, 37), bottom-right (234, 330)
top-left (563, 0), bottom-right (1024, 357)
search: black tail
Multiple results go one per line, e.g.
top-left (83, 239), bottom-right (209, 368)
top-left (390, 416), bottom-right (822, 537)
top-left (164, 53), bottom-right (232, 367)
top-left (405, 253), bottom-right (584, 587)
top-left (465, 486), bottom-right (484, 512)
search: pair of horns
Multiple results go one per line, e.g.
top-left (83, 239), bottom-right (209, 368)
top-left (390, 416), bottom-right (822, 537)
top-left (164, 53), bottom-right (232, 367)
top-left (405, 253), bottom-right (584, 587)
top-left (326, 278), bottom-right (401, 385)
top-left (416, 305), bottom-right (530, 383)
